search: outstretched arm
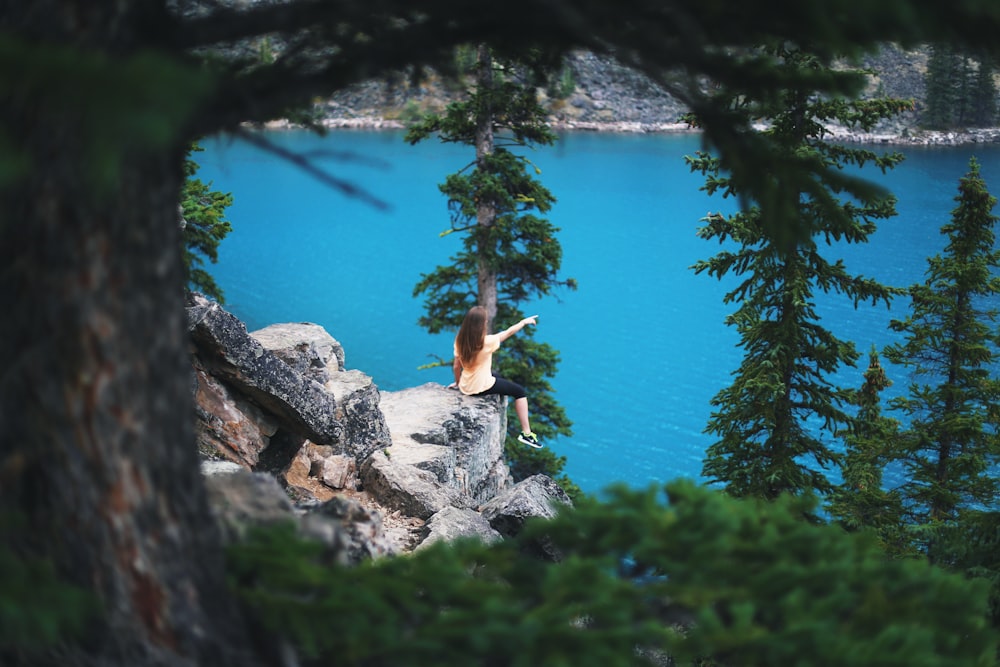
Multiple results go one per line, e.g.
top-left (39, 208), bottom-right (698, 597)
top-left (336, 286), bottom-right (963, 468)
top-left (498, 315), bottom-right (538, 342)
top-left (452, 356), bottom-right (462, 386)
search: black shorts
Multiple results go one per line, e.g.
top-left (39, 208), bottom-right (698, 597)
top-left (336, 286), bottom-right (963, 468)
top-left (473, 373), bottom-right (527, 400)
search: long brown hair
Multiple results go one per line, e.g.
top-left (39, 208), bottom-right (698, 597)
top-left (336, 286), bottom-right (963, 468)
top-left (456, 306), bottom-right (488, 367)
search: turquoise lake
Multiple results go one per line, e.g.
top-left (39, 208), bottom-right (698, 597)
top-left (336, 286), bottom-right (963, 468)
top-left (198, 130), bottom-right (1000, 495)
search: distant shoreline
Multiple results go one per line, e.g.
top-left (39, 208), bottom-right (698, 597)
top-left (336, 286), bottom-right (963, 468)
top-left (260, 117), bottom-right (1000, 147)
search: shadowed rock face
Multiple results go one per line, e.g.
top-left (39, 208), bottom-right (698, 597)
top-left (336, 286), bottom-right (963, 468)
top-left (250, 322), bottom-right (390, 464)
top-left (187, 293), bottom-right (343, 455)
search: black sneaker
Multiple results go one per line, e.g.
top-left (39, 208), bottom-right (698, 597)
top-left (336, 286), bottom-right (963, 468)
top-left (517, 431), bottom-right (542, 448)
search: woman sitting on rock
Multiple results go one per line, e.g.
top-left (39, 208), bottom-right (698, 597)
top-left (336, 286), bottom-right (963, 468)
top-left (450, 305), bottom-right (542, 448)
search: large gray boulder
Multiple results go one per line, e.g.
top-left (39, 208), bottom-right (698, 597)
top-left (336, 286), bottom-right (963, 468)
top-left (322, 369), bottom-right (391, 463)
top-left (250, 322), bottom-right (345, 385)
top-left (417, 506), bottom-right (501, 550)
top-left (380, 383), bottom-right (511, 504)
top-left (201, 466), bottom-right (298, 544)
top-left (480, 474), bottom-right (573, 562)
top-left (202, 464), bottom-right (397, 563)
top-left (252, 322), bottom-right (390, 463)
top-left (480, 474), bottom-right (572, 537)
top-left (187, 294), bottom-right (343, 451)
top-left (300, 495), bottom-right (397, 564)
top-left (361, 450), bottom-right (472, 520)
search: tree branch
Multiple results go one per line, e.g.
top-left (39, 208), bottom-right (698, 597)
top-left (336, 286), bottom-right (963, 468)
top-left (229, 126), bottom-right (390, 210)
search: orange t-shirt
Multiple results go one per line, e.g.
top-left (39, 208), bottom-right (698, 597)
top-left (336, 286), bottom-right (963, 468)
top-left (454, 334), bottom-right (501, 395)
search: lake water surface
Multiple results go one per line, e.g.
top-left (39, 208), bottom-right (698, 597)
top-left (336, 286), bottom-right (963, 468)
top-left (198, 130), bottom-right (1000, 495)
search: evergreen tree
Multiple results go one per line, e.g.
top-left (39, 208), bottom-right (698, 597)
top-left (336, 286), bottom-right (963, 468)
top-left (405, 45), bottom-right (576, 490)
top-left (970, 51), bottom-right (998, 127)
top-left (924, 44), bottom-right (998, 129)
top-left (932, 510), bottom-right (1000, 637)
top-left (181, 144), bottom-right (233, 302)
top-left (688, 43), bottom-right (908, 501)
top-left (926, 45), bottom-right (958, 129)
top-left (924, 44), bottom-right (962, 129)
top-left (883, 157), bottom-right (1000, 559)
top-left (827, 348), bottom-right (910, 555)
top-left (227, 482), bottom-right (997, 667)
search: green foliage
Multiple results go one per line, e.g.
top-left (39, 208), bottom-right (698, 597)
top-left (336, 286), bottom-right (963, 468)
top-left (452, 44), bottom-right (479, 76)
top-left (924, 44), bottom-right (966, 130)
top-left (547, 62), bottom-right (577, 100)
top-left (626, 482), bottom-right (995, 667)
top-left (827, 348), bottom-right (912, 556)
top-left (883, 157), bottom-right (1000, 550)
top-left (258, 36), bottom-right (276, 66)
top-left (970, 51), bottom-right (999, 127)
top-left (688, 44), bottom-right (907, 501)
top-left (227, 483), bottom-right (996, 667)
top-left (923, 44), bottom-right (997, 130)
top-left (933, 510), bottom-right (1000, 634)
top-left (397, 100), bottom-right (425, 124)
top-left (227, 521), bottom-right (664, 667)
top-left (181, 144), bottom-right (233, 302)
top-left (407, 46), bottom-right (574, 482)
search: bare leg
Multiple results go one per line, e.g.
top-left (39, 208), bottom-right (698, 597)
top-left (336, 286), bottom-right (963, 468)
top-left (514, 396), bottom-right (531, 433)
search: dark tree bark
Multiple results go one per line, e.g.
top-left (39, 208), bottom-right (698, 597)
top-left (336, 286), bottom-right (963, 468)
top-left (0, 4), bottom-right (258, 665)
top-left (474, 43), bottom-right (499, 322)
top-left (0, 119), bottom-right (254, 666)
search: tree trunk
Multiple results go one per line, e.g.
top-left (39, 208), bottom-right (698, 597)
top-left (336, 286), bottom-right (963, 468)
top-left (474, 43), bottom-right (499, 322)
top-left (0, 5), bottom-right (257, 665)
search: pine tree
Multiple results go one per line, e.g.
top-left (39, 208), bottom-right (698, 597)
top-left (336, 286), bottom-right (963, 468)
top-left (181, 144), bottom-right (233, 302)
top-left (827, 348), bottom-right (910, 554)
top-left (969, 51), bottom-right (998, 127)
top-left (688, 43), bottom-right (908, 501)
top-left (227, 482), bottom-right (998, 667)
top-left (405, 45), bottom-right (576, 489)
top-left (924, 44), bottom-right (998, 129)
top-left (924, 44), bottom-right (961, 129)
top-left (883, 157), bottom-right (1000, 560)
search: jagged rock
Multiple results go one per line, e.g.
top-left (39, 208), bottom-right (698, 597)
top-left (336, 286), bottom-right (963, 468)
top-left (202, 465), bottom-right (395, 564)
top-left (187, 293), bottom-right (343, 453)
top-left (380, 383), bottom-right (511, 504)
top-left (300, 495), bottom-right (397, 563)
top-left (279, 442), bottom-right (358, 504)
top-left (480, 474), bottom-right (572, 536)
top-left (480, 474), bottom-right (573, 562)
top-left (360, 450), bottom-right (472, 520)
top-left (252, 322), bottom-right (391, 464)
top-left (279, 442), bottom-right (338, 505)
top-left (193, 360), bottom-right (277, 467)
top-left (309, 449), bottom-right (358, 490)
top-left (324, 369), bottom-right (392, 463)
top-left (417, 506), bottom-right (501, 550)
top-left (202, 467), bottom-right (298, 543)
top-left (250, 322), bottom-right (345, 384)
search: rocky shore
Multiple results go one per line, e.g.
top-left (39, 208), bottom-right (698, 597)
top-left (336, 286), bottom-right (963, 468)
top-left (270, 46), bottom-right (1000, 146)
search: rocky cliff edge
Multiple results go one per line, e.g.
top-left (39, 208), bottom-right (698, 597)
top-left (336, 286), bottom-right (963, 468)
top-left (187, 292), bottom-right (570, 562)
